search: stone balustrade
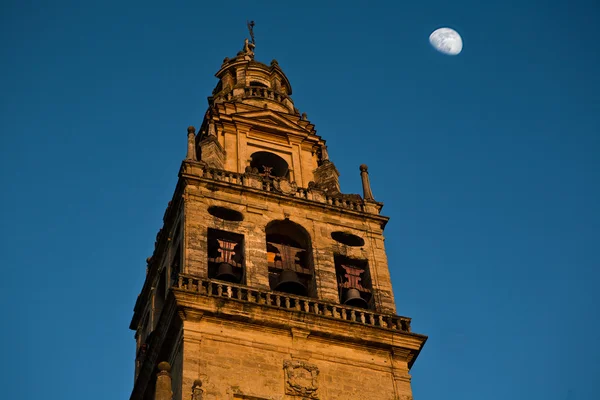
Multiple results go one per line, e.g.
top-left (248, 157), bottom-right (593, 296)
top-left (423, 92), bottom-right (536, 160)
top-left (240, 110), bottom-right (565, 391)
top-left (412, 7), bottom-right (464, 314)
top-left (175, 274), bottom-right (411, 333)
top-left (214, 86), bottom-right (290, 104)
top-left (194, 165), bottom-right (368, 214)
top-left (243, 85), bottom-right (289, 103)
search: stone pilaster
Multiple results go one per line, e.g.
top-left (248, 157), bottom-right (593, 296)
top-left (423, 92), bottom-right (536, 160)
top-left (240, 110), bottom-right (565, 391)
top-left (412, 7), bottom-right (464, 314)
top-left (199, 136), bottom-right (225, 169)
top-left (186, 127), bottom-right (197, 161)
top-left (391, 349), bottom-right (413, 400)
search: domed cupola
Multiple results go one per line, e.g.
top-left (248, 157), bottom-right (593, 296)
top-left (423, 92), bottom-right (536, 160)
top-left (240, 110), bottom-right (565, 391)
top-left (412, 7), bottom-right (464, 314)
top-left (210, 36), bottom-right (297, 114)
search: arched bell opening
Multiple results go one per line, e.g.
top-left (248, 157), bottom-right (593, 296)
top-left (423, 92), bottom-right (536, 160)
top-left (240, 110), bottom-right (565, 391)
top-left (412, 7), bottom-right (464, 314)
top-left (207, 228), bottom-right (245, 284)
top-left (250, 151), bottom-right (290, 179)
top-left (334, 255), bottom-right (373, 310)
top-left (266, 220), bottom-right (315, 297)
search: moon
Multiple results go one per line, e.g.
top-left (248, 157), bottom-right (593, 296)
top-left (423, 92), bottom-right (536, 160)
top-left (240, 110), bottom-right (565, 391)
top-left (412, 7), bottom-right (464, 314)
top-left (429, 28), bottom-right (463, 55)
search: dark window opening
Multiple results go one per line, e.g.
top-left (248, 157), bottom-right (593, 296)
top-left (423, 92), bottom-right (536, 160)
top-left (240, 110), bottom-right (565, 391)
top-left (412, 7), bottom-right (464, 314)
top-left (207, 228), bottom-right (245, 284)
top-left (266, 220), bottom-right (314, 297)
top-left (154, 269), bottom-right (166, 320)
top-left (250, 151), bottom-right (289, 178)
top-left (334, 255), bottom-right (373, 309)
top-left (331, 231), bottom-right (365, 247)
top-left (208, 206), bottom-right (244, 222)
top-left (249, 81), bottom-right (268, 88)
top-left (213, 80), bottom-right (223, 94)
top-left (170, 246), bottom-right (181, 287)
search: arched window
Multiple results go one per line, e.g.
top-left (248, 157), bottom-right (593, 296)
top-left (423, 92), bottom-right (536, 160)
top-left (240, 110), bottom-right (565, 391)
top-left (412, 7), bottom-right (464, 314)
top-left (266, 220), bottom-right (314, 297)
top-left (250, 151), bottom-right (290, 178)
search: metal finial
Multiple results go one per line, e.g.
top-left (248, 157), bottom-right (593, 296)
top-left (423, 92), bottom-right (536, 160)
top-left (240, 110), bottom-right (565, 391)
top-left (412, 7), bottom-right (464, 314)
top-left (247, 20), bottom-right (255, 45)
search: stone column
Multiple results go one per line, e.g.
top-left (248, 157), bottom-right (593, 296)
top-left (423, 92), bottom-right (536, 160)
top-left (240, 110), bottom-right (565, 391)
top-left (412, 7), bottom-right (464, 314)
top-left (182, 330), bottom-right (203, 400)
top-left (360, 164), bottom-right (375, 201)
top-left (186, 126), bottom-right (197, 161)
top-left (155, 362), bottom-right (173, 400)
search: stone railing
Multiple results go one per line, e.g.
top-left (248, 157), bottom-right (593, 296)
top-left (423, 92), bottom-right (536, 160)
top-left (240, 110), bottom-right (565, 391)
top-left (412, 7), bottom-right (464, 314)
top-left (215, 86), bottom-right (290, 104)
top-left (175, 274), bottom-right (411, 333)
top-left (193, 166), bottom-right (368, 213)
top-left (243, 86), bottom-right (289, 103)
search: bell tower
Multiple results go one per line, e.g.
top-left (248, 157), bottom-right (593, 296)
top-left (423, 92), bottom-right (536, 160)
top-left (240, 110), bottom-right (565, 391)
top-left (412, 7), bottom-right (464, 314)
top-left (129, 29), bottom-right (427, 400)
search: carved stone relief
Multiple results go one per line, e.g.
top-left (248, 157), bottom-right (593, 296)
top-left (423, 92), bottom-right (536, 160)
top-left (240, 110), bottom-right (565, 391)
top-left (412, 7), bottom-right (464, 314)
top-left (272, 178), bottom-right (297, 195)
top-left (283, 360), bottom-right (319, 399)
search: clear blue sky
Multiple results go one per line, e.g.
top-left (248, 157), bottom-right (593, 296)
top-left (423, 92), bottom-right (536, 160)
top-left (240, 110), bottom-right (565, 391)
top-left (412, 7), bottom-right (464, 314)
top-left (1, 1), bottom-right (598, 399)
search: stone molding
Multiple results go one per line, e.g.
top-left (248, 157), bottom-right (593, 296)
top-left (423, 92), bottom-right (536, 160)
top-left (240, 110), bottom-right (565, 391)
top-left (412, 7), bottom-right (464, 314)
top-left (180, 161), bottom-right (386, 217)
top-left (172, 276), bottom-right (426, 353)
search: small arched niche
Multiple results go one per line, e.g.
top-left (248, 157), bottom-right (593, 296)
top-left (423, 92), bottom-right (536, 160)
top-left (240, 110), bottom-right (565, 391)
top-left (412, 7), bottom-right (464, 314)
top-left (331, 231), bottom-right (365, 247)
top-left (250, 151), bottom-right (289, 178)
top-left (208, 206), bottom-right (244, 222)
top-left (266, 220), bottom-right (314, 297)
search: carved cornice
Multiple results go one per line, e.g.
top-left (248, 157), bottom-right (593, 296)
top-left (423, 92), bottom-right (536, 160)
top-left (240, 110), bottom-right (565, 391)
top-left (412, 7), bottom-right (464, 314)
top-left (178, 308), bottom-right (204, 322)
top-left (207, 103), bottom-right (321, 141)
top-left (232, 111), bottom-right (313, 137)
top-left (179, 161), bottom-right (390, 227)
top-left (173, 276), bottom-right (426, 360)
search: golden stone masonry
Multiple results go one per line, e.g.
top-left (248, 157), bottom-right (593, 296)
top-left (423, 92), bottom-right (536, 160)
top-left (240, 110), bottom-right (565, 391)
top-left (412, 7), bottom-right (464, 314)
top-left (129, 29), bottom-right (427, 400)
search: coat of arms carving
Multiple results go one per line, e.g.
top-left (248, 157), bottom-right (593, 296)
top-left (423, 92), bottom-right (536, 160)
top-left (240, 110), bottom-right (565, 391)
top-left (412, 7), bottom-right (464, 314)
top-left (273, 178), bottom-right (297, 195)
top-left (283, 360), bottom-right (319, 399)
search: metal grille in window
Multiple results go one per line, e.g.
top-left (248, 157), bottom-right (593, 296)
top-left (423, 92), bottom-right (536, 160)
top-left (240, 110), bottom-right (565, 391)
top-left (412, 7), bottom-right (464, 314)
top-left (207, 228), bottom-right (245, 284)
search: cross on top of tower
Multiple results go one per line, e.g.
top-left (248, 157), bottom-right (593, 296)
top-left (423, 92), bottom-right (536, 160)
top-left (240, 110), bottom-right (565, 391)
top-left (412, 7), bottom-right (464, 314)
top-left (247, 20), bottom-right (255, 44)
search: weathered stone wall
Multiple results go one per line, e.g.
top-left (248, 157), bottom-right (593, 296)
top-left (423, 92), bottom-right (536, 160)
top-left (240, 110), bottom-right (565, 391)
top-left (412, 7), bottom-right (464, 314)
top-left (178, 317), bottom-right (410, 400)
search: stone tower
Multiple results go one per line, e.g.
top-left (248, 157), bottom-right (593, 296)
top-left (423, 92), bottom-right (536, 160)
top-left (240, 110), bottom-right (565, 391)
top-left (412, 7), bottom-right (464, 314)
top-left (129, 35), bottom-right (427, 400)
